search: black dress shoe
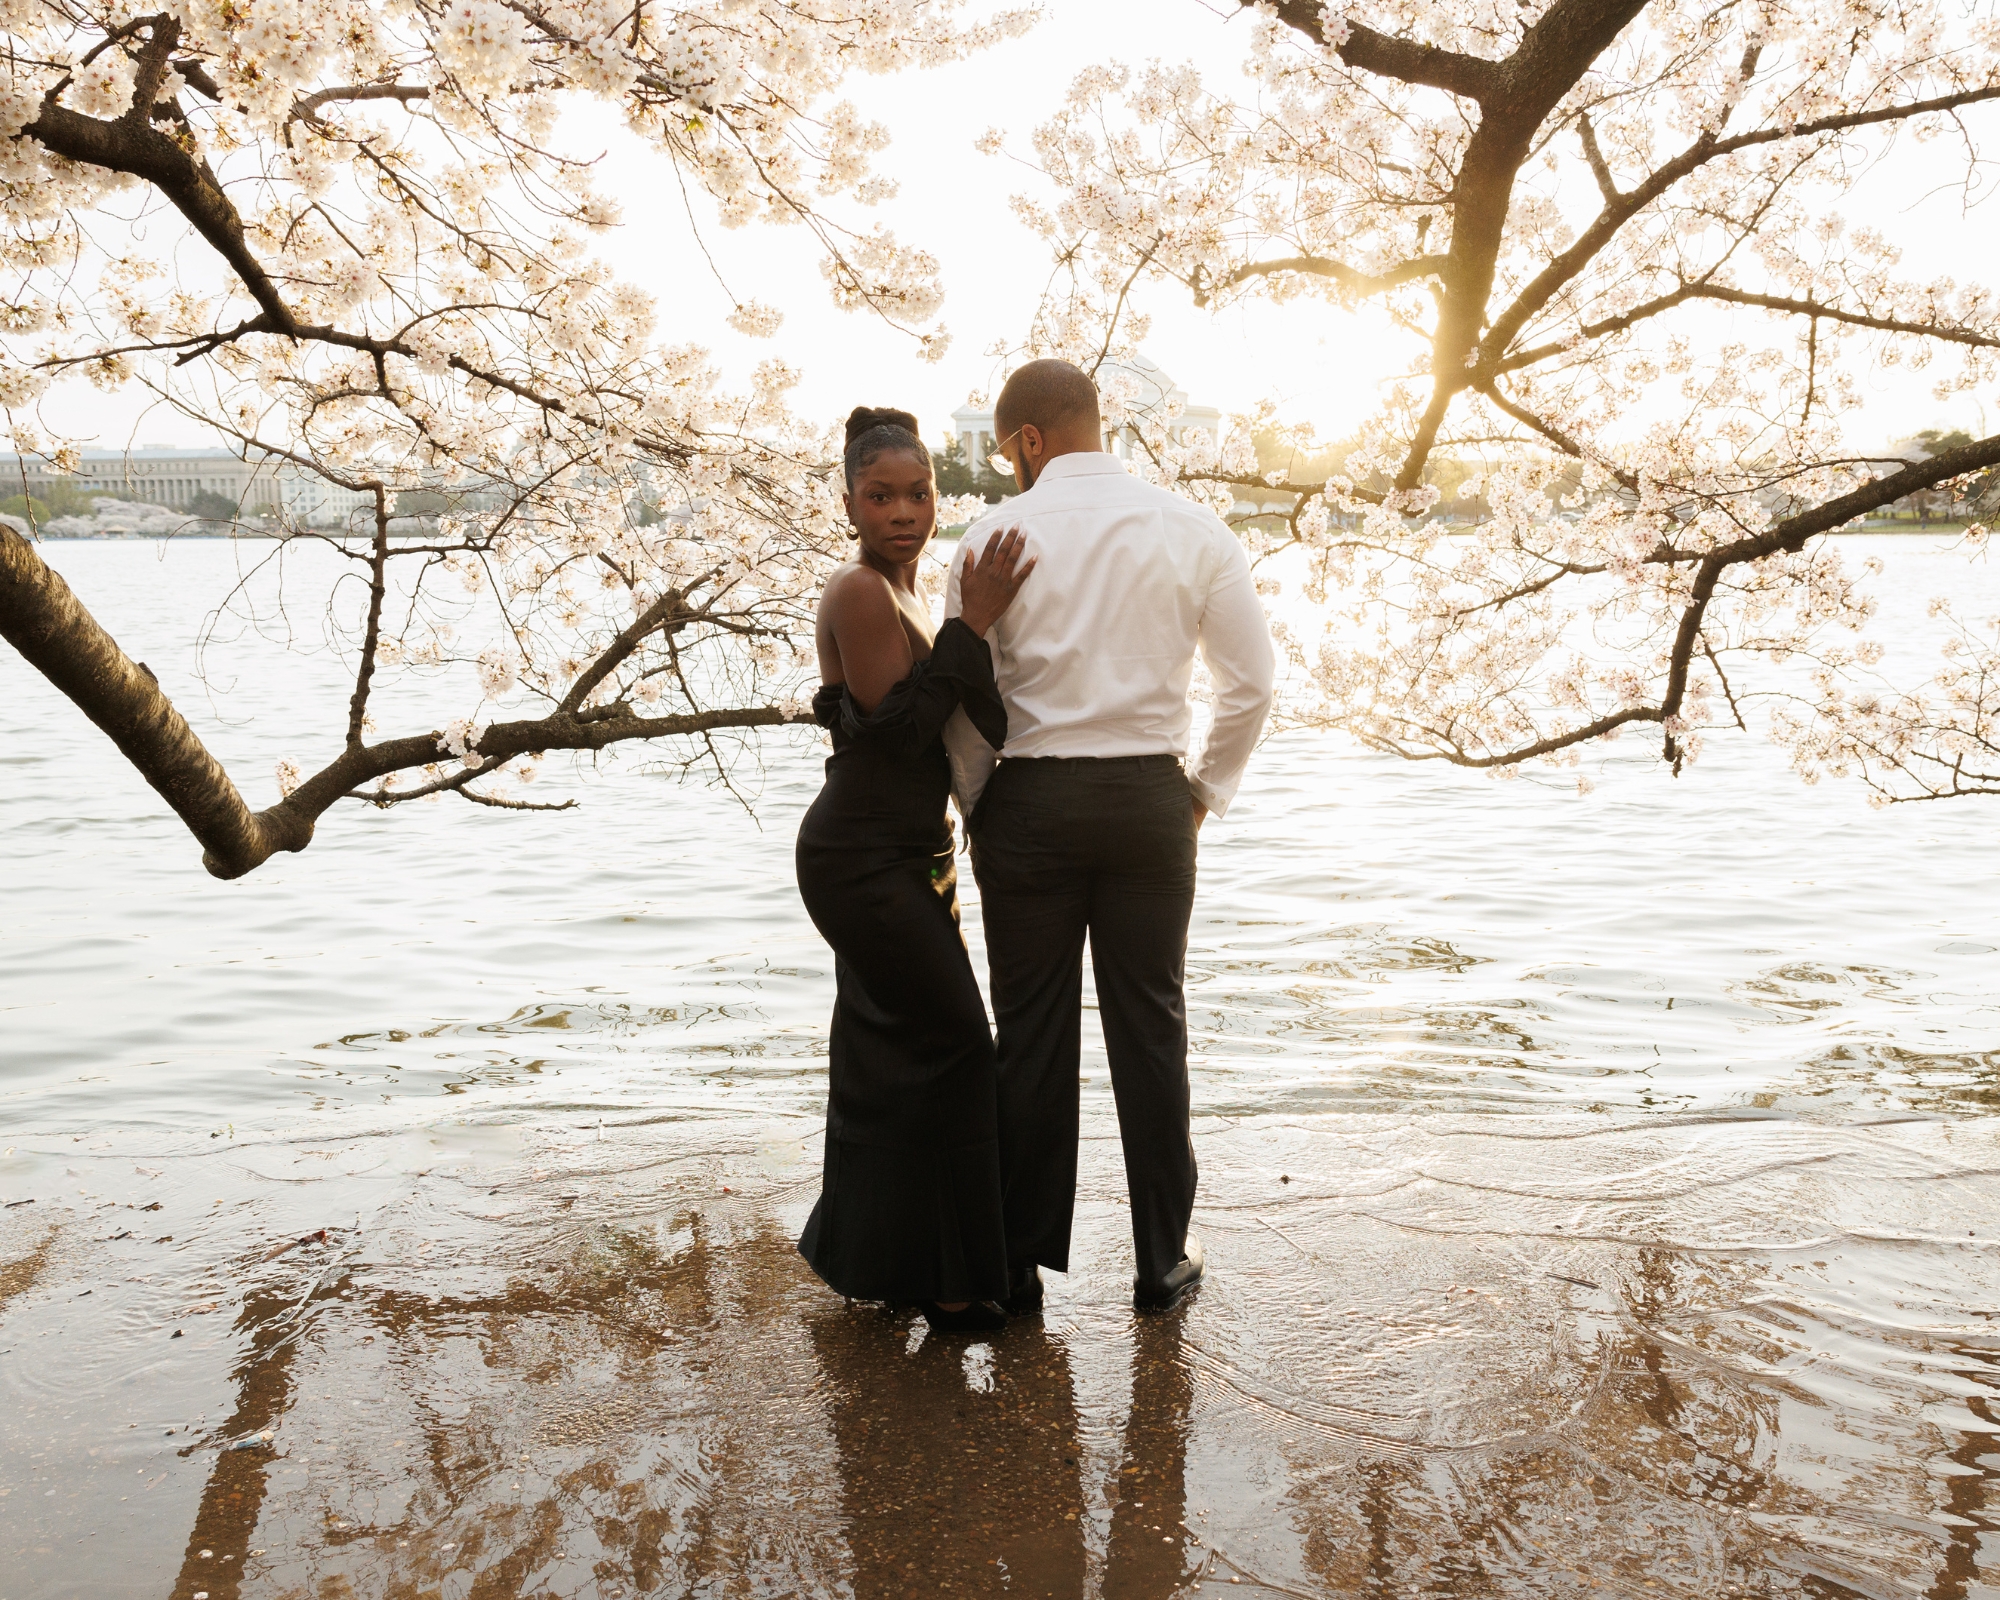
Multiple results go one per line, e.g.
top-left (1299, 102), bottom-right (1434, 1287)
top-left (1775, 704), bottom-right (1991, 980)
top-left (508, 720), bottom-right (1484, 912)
top-left (1002, 1263), bottom-right (1044, 1317)
top-left (1133, 1235), bottom-right (1205, 1313)
top-left (918, 1300), bottom-right (1007, 1334)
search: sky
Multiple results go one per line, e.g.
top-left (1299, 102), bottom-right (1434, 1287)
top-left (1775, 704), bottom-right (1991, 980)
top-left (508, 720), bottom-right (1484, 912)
top-left (44, 0), bottom-right (1403, 453)
top-left (576, 0), bottom-right (1408, 445)
top-left (34, 0), bottom-right (2000, 454)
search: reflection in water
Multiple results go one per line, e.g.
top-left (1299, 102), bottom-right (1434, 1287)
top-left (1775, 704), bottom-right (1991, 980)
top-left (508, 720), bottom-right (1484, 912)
top-left (9, 1112), bottom-right (2000, 1596)
top-left (809, 1311), bottom-right (1086, 1595)
top-left (1102, 1311), bottom-right (1192, 1597)
top-left (1928, 1347), bottom-right (2000, 1600)
top-left (166, 1271), bottom-right (344, 1600)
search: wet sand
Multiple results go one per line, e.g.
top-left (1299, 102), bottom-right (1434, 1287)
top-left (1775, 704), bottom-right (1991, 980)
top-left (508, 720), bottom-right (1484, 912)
top-left (8, 1101), bottom-right (2000, 1598)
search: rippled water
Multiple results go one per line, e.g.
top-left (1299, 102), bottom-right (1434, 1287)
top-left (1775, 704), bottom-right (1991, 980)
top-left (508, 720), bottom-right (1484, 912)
top-left (5, 537), bottom-right (2000, 1597)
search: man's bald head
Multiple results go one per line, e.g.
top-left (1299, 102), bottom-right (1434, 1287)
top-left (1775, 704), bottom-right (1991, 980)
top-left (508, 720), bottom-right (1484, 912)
top-left (994, 359), bottom-right (1101, 441)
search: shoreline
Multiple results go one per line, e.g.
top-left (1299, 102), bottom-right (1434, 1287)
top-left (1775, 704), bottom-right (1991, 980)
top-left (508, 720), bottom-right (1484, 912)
top-left (7, 1099), bottom-right (1996, 1596)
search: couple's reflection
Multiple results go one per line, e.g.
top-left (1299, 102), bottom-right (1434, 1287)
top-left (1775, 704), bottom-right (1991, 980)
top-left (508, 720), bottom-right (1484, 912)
top-left (807, 1306), bottom-right (1193, 1596)
top-left (1102, 1312), bottom-right (1194, 1597)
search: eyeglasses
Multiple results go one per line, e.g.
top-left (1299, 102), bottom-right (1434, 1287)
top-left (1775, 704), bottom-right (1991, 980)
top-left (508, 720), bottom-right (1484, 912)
top-left (987, 426), bottom-right (1023, 477)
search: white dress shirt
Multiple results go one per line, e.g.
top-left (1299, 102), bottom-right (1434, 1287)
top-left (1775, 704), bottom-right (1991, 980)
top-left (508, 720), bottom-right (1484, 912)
top-left (943, 451), bottom-right (1275, 818)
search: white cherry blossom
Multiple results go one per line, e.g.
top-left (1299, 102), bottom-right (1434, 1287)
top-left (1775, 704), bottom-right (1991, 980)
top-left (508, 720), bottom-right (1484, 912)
top-left (998, 0), bottom-right (2000, 801)
top-left (0, 0), bottom-right (1031, 874)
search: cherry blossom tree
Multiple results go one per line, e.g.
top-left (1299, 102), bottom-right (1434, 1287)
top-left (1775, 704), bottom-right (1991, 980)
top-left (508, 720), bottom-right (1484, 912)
top-left (0, 0), bottom-right (1024, 877)
top-left (1001, 0), bottom-right (2000, 801)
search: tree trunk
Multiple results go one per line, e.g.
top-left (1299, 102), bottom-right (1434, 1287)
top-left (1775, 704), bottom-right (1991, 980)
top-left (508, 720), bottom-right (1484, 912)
top-left (0, 526), bottom-right (312, 879)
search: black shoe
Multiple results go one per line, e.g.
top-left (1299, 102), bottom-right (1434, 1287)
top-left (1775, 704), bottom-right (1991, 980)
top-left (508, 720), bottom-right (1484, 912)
top-left (1134, 1235), bottom-right (1204, 1313)
top-left (918, 1300), bottom-right (1007, 1334)
top-left (1002, 1264), bottom-right (1044, 1317)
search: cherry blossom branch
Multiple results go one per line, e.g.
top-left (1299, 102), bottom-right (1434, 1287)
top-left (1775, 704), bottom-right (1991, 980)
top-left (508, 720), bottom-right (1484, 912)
top-left (1219, 252), bottom-right (1450, 298)
top-left (43, 15), bottom-right (152, 102)
top-left (1371, 433), bottom-right (2000, 769)
top-left (1480, 84), bottom-right (2000, 385)
top-left (1575, 111), bottom-right (1620, 204)
top-left (344, 487), bottom-right (391, 750)
top-left (348, 759), bottom-right (518, 807)
top-left (1443, 560), bottom-right (1599, 618)
top-left (135, 300), bottom-right (700, 464)
top-left (1260, 4), bottom-right (1500, 101)
top-left (122, 14), bottom-right (180, 125)
top-left (1180, 469), bottom-right (1386, 507)
top-left (1501, 280), bottom-right (2000, 372)
top-left (1474, 382), bottom-right (1639, 491)
top-left (1359, 702), bottom-right (1668, 767)
top-left (289, 83), bottom-right (432, 123)
top-left (345, 755), bottom-right (571, 812)
top-left (23, 68), bottom-right (300, 336)
top-left (556, 582), bottom-right (703, 715)
top-left (1086, 234), bottom-right (1163, 378)
top-left (1, 520), bottom-right (301, 872)
top-left (456, 784), bottom-right (576, 812)
top-left (1261, 0), bottom-right (1654, 491)
top-left (1675, 285), bottom-right (2000, 349)
top-left (2, 523), bottom-right (811, 878)
top-left (1876, 765), bottom-right (2000, 801)
top-left (1702, 636), bottom-right (1748, 731)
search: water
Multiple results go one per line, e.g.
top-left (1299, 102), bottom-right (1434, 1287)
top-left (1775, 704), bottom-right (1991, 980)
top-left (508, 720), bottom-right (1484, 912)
top-left (5, 536), bottom-right (2000, 1597)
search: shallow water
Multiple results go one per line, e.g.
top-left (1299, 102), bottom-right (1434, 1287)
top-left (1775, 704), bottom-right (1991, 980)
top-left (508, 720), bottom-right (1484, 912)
top-left (5, 537), bottom-right (2000, 1597)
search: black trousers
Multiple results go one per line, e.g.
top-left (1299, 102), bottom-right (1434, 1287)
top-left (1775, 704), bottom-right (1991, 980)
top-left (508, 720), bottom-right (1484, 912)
top-left (970, 754), bottom-right (1198, 1285)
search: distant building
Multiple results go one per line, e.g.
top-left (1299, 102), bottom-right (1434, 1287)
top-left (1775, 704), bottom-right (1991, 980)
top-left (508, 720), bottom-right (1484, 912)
top-left (279, 470), bottom-right (377, 525)
top-left (951, 354), bottom-right (1224, 467)
top-left (3, 445), bottom-right (375, 524)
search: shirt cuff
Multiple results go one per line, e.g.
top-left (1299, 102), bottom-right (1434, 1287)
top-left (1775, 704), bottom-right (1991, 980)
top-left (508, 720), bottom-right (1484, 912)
top-left (945, 706), bottom-right (998, 820)
top-left (1187, 772), bottom-right (1232, 819)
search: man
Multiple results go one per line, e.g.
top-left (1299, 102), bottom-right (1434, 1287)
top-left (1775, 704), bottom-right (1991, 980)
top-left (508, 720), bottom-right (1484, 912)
top-left (944, 358), bottom-right (1275, 1315)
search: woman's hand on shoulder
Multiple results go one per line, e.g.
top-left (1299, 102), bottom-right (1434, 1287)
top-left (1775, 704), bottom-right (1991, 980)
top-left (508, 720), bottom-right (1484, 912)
top-left (820, 565), bottom-right (915, 713)
top-left (957, 526), bottom-right (1037, 638)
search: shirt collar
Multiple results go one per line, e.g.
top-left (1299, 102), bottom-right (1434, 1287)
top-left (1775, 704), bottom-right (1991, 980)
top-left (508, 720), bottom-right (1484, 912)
top-left (1033, 451), bottom-right (1128, 482)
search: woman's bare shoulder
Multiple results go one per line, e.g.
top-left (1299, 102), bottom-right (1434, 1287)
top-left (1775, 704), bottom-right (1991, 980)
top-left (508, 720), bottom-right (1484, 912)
top-left (819, 563), bottom-right (900, 621)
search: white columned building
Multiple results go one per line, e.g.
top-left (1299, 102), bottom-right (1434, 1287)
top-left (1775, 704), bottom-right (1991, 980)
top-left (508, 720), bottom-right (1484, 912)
top-left (4, 445), bottom-right (375, 524)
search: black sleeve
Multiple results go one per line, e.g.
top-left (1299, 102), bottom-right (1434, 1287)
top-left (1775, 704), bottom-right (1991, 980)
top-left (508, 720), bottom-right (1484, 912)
top-left (827, 617), bottom-right (1006, 756)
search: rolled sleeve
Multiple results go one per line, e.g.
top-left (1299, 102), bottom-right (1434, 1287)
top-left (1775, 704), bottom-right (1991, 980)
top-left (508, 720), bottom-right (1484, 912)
top-left (1187, 537), bottom-right (1275, 817)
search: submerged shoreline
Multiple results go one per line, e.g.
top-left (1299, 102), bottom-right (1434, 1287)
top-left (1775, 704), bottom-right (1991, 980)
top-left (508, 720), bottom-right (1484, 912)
top-left (8, 1100), bottom-right (2000, 1597)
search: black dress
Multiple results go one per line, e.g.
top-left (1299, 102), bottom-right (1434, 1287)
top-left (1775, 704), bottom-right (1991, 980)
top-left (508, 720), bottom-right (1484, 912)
top-left (795, 617), bottom-right (1010, 1305)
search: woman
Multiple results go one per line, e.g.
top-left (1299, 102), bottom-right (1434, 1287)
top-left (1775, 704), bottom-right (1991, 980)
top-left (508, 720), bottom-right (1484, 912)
top-left (796, 406), bottom-right (1035, 1334)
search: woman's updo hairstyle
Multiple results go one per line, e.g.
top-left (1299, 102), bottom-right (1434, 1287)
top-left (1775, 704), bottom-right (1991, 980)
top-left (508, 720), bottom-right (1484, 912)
top-left (843, 405), bottom-right (930, 491)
